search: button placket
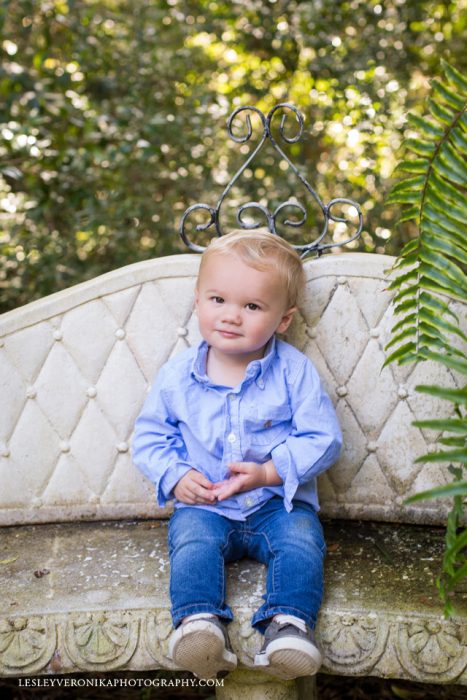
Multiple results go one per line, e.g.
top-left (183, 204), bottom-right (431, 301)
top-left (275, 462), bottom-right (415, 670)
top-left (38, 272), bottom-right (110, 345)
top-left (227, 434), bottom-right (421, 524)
top-left (226, 392), bottom-right (241, 460)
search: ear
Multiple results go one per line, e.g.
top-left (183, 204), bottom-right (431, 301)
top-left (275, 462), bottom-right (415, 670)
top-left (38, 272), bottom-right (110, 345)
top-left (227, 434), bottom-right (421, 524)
top-left (276, 307), bottom-right (297, 334)
top-left (194, 286), bottom-right (199, 311)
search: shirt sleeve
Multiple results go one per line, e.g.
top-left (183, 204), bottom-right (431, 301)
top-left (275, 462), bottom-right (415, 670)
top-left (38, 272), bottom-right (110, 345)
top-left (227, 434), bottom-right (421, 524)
top-left (270, 356), bottom-right (342, 512)
top-left (132, 366), bottom-right (193, 507)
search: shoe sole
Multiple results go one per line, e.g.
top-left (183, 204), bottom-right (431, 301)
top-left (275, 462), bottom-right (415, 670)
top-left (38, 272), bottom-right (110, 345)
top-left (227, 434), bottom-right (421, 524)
top-left (169, 620), bottom-right (237, 679)
top-left (255, 637), bottom-right (322, 680)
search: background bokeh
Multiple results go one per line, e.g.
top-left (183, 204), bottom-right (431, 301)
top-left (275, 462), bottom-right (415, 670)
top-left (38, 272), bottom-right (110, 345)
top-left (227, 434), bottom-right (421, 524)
top-left (1, 0), bottom-right (465, 312)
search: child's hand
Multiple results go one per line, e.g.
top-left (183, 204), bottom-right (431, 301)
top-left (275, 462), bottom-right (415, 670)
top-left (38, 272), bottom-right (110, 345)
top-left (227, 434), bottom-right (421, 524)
top-left (212, 460), bottom-right (282, 501)
top-left (174, 469), bottom-right (216, 505)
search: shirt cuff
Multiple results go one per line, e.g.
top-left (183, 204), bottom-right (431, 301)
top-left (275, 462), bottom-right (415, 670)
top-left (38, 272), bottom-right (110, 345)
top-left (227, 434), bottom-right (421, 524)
top-left (270, 444), bottom-right (299, 513)
top-left (158, 464), bottom-right (192, 506)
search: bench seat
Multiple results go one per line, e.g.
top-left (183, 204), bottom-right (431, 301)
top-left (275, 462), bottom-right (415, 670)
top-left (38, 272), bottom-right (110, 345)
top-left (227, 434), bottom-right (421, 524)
top-left (1, 518), bottom-right (465, 684)
top-left (1, 252), bottom-right (466, 698)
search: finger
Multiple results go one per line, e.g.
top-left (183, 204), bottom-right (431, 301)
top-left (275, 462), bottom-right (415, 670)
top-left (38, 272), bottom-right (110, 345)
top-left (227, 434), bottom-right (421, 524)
top-left (195, 485), bottom-right (216, 502)
top-left (217, 476), bottom-right (244, 501)
top-left (228, 462), bottom-right (252, 474)
top-left (192, 472), bottom-right (214, 489)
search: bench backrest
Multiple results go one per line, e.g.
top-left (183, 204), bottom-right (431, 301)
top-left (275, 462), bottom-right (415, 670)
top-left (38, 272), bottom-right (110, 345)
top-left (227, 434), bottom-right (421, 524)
top-left (1, 252), bottom-right (463, 526)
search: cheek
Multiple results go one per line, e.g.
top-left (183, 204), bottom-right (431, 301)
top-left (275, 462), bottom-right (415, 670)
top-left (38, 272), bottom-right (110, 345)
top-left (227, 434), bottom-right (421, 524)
top-left (197, 304), bottom-right (216, 329)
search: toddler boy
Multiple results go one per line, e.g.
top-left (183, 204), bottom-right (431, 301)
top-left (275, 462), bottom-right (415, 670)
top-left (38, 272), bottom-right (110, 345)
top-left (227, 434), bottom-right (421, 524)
top-left (133, 230), bottom-right (342, 680)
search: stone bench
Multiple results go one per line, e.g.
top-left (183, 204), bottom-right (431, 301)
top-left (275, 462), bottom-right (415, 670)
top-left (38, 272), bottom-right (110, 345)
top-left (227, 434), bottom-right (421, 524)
top-left (1, 252), bottom-right (465, 699)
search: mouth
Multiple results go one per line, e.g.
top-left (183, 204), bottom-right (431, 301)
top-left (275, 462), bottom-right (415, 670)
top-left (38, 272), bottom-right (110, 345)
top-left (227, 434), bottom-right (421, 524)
top-left (217, 330), bottom-right (242, 338)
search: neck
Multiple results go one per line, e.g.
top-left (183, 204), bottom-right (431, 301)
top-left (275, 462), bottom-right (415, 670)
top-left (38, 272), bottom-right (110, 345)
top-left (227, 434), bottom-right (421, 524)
top-left (206, 345), bottom-right (267, 387)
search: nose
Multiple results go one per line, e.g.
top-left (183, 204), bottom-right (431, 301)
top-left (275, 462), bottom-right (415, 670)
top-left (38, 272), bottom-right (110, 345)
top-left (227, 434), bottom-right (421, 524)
top-left (221, 304), bottom-right (241, 325)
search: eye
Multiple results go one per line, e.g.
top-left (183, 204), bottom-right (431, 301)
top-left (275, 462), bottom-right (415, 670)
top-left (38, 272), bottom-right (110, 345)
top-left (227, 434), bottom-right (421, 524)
top-left (211, 296), bottom-right (224, 304)
top-left (246, 303), bottom-right (261, 311)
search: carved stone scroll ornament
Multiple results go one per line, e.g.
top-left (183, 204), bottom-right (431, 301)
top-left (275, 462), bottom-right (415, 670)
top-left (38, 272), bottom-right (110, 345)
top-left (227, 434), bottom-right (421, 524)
top-left (64, 612), bottom-right (139, 671)
top-left (0, 616), bottom-right (56, 675)
top-left (396, 621), bottom-right (467, 683)
top-left (319, 612), bottom-right (389, 674)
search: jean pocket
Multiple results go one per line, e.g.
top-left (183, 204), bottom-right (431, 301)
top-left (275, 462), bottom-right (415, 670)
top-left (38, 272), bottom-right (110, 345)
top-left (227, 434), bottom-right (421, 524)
top-left (244, 404), bottom-right (292, 445)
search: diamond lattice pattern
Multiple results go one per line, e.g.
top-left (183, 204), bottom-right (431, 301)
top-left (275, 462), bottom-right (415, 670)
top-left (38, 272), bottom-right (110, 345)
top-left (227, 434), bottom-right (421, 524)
top-left (0, 254), bottom-right (463, 525)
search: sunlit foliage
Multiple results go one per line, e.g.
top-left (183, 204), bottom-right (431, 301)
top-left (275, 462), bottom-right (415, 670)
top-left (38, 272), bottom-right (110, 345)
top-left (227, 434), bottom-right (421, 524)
top-left (0, 0), bottom-right (465, 310)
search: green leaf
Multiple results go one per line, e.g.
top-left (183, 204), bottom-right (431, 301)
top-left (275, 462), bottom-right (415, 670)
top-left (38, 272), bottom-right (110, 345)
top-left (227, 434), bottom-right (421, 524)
top-left (421, 232), bottom-right (467, 267)
top-left (385, 325), bottom-right (416, 350)
top-left (391, 253), bottom-right (419, 271)
top-left (439, 436), bottom-right (467, 447)
top-left (419, 259), bottom-right (467, 299)
top-left (387, 267), bottom-right (419, 290)
top-left (419, 249), bottom-right (467, 291)
top-left (427, 97), bottom-right (456, 125)
top-left (421, 218), bottom-right (467, 254)
top-left (382, 342), bottom-right (417, 367)
top-left (419, 308), bottom-right (466, 343)
top-left (431, 79), bottom-right (467, 111)
top-left (414, 449), bottom-right (466, 463)
top-left (425, 193), bottom-right (467, 230)
top-left (391, 283), bottom-right (422, 305)
top-left (433, 155), bottom-right (467, 187)
top-left (390, 176), bottom-right (426, 196)
top-left (414, 384), bottom-right (467, 405)
top-left (442, 59), bottom-right (467, 94)
top-left (427, 172), bottom-right (467, 216)
top-left (449, 127), bottom-right (467, 155)
top-left (391, 312), bottom-right (417, 334)
top-left (419, 292), bottom-right (458, 322)
top-left (412, 418), bottom-right (467, 433)
top-left (407, 112), bottom-right (444, 139)
top-left (405, 138), bottom-right (436, 157)
top-left (447, 528), bottom-right (467, 556)
top-left (399, 238), bottom-right (420, 256)
top-left (394, 158), bottom-right (429, 175)
top-left (448, 562), bottom-right (467, 589)
top-left (386, 190), bottom-right (422, 205)
top-left (397, 205), bottom-right (421, 224)
top-left (393, 298), bottom-right (418, 316)
top-left (439, 140), bottom-right (467, 180)
top-left (405, 480), bottom-right (467, 503)
top-left (418, 350), bottom-right (467, 375)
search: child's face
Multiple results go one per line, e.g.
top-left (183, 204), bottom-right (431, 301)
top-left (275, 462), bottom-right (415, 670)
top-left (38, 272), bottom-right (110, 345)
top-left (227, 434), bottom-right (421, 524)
top-left (195, 252), bottom-right (296, 362)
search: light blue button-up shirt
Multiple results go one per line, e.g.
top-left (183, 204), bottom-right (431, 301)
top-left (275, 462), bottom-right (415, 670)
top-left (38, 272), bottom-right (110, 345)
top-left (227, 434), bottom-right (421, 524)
top-left (133, 337), bottom-right (342, 520)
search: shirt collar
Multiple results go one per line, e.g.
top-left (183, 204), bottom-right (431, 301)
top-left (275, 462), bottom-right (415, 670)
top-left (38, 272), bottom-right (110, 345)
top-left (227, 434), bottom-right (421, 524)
top-left (190, 337), bottom-right (277, 389)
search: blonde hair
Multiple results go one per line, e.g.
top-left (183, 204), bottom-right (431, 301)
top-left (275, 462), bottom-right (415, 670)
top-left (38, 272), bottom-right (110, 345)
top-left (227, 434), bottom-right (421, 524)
top-left (197, 228), bottom-right (305, 307)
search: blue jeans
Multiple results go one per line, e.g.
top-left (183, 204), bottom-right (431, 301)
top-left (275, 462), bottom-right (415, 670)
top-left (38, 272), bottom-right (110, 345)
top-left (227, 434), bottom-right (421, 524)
top-left (168, 496), bottom-right (326, 633)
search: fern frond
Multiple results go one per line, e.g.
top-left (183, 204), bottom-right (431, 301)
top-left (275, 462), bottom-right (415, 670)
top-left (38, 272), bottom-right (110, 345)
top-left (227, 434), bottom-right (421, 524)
top-left (386, 61), bottom-right (467, 616)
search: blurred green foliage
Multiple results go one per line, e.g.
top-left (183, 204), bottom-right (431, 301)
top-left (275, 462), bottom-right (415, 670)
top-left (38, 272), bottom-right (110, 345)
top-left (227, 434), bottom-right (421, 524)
top-left (0, 0), bottom-right (465, 311)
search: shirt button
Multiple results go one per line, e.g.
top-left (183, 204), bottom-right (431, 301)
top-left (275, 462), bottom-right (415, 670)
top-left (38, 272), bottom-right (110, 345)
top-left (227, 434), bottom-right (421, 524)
top-left (227, 432), bottom-right (236, 443)
top-left (245, 497), bottom-right (254, 507)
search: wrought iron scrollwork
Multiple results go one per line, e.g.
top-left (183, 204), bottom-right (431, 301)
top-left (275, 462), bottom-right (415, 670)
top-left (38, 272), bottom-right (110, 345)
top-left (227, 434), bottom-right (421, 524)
top-left (179, 103), bottom-right (363, 256)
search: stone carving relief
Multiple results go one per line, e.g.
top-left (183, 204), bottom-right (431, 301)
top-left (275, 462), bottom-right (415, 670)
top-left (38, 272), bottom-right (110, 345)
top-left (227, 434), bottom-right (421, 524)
top-left (228, 612), bottom-right (263, 666)
top-left (0, 616), bottom-right (56, 675)
top-left (64, 612), bottom-right (139, 670)
top-left (396, 621), bottom-right (467, 683)
top-left (143, 610), bottom-right (175, 668)
top-left (0, 610), bottom-right (465, 684)
top-left (319, 612), bottom-right (389, 674)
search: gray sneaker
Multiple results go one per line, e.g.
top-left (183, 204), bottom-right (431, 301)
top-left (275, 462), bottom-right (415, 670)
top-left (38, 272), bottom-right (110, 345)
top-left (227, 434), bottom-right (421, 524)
top-left (254, 616), bottom-right (322, 680)
top-left (168, 615), bottom-right (237, 680)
